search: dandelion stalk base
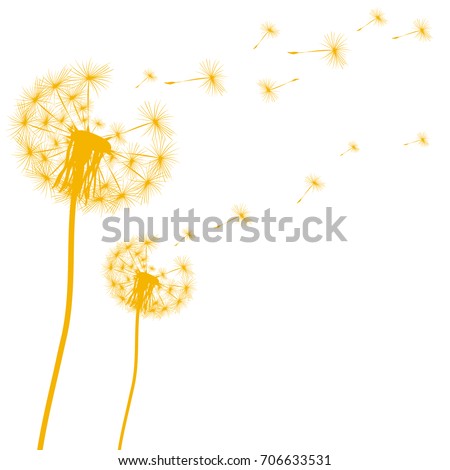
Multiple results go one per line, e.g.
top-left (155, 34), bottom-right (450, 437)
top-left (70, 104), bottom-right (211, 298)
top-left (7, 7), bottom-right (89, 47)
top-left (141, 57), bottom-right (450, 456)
top-left (37, 195), bottom-right (76, 450)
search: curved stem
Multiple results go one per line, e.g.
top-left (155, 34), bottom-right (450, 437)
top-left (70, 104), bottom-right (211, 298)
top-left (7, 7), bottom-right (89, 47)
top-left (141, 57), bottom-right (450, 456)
top-left (118, 309), bottom-right (140, 450)
top-left (37, 195), bottom-right (77, 450)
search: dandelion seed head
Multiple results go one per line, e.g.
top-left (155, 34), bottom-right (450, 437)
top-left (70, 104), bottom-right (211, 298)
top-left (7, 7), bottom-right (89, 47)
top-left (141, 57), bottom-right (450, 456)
top-left (414, 19), bottom-right (432, 41)
top-left (105, 238), bottom-right (194, 317)
top-left (322, 33), bottom-right (348, 68)
top-left (305, 175), bottom-right (325, 191)
top-left (258, 79), bottom-right (278, 102)
top-left (199, 60), bottom-right (226, 96)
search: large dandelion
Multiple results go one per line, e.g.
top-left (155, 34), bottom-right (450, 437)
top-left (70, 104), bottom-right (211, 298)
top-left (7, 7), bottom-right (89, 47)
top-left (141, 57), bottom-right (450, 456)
top-left (104, 238), bottom-right (194, 449)
top-left (10, 62), bottom-right (176, 449)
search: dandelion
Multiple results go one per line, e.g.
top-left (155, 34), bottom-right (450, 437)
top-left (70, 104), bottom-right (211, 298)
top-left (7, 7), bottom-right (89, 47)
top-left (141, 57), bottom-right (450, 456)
top-left (289, 33), bottom-right (348, 68)
top-left (297, 175), bottom-right (325, 204)
top-left (136, 69), bottom-right (157, 88)
top-left (403, 132), bottom-right (429, 146)
top-left (258, 78), bottom-right (299, 102)
top-left (393, 19), bottom-right (431, 41)
top-left (10, 62), bottom-right (176, 449)
top-left (253, 22), bottom-right (279, 49)
top-left (340, 141), bottom-right (360, 157)
top-left (357, 9), bottom-right (387, 31)
top-left (104, 239), bottom-right (194, 449)
top-left (165, 60), bottom-right (226, 95)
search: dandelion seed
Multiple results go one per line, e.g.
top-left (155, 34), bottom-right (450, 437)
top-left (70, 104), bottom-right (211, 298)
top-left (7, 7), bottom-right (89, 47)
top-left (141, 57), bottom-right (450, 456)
top-left (136, 69), bottom-right (157, 88)
top-left (403, 132), bottom-right (429, 147)
top-left (340, 141), bottom-right (360, 157)
top-left (104, 239), bottom-right (194, 449)
top-left (289, 33), bottom-right (348, 68)
top-left (175, 228), bottom-right (196, 246)
top-left (297, 175), bottom-right (325, 204)
top-left (165, 60), bottom-right (226, 95)
top-left (357, 9), bottom-right (387, 31)
top-left (215, 203), bottom-right (251, 229)
top-left (253, 22), bottom-right (279, 49)
top-left (258, 78), bottom-right (299, 102)
top-left (393, 19), bottom-right (431, 41)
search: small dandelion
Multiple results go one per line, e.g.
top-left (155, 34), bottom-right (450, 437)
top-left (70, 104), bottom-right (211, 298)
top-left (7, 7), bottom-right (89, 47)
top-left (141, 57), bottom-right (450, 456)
top-left (136, 69), bottom-right (157, 88)
top-left (403, 132), bottom-right (429, 147)
top-left (253, 22), bottom-right (280, 49)
top-left (165, 60), bottom-right (226, 95)
top-left (393, 19), bottom-right (431, 41)
top-left (104, 239), bottom-right (194, 450)
top-left (297, 175), bottom-right (325, 204)
top-left (289, 33), bottom-right (348, 68)
top-left (357, 9), bottom-right (387, 31)
top-left (340, 141), bottom-right (360, 157)
top-left (258, 78), bottom-right (299, 102)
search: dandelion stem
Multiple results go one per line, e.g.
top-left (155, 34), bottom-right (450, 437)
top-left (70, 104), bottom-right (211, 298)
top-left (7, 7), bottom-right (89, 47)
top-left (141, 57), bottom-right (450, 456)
top-left (403, 140), bottom-right (420, 146)
top-left (288, 49), bottom-right (328, 55)
top-left (38, 194), bottom-right (77, 450)
top-left (392, 31), bottom-right (416, 39)
top-left (297, 185), bottom-right (312, 204)
top-left (340, 148), bottom-right (350, 157)
top-left (164, 78), bottom-right (205, 85)
top-left (272, 78), bottom-right (299, 90)
top-left (357, 19), bottom-right (374, 31)
top-left (118, 309), bottom-right (140, 450)
top-left (253, 32), bottom-right (268, 49)
top-left (135, 79), bottom-right (146, 89)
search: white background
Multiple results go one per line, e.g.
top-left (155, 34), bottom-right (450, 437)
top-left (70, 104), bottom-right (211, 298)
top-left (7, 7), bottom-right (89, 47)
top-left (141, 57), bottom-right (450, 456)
top-left (0, 0), bottom-right (449, 468)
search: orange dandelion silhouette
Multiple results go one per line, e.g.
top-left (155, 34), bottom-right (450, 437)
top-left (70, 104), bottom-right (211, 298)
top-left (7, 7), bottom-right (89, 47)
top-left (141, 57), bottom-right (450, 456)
top-left (357, 9), bottom-right (387, 31)
top-left (289, 33), bottom-right (348, 68)
top-left (258, 78), bottom-right (299, 102)
top-left (340, 141), bottom-right (360, 157)
top-left (253, 22), bottom-right (280, 49)
top-left (393, 19), bottom-right (431, 41)
top-left (165, 60), bottom-right (226, 95)
top-left (297, 175), bottom-right (325, 204)
top-left (403, 132), bottom-right (429, 146)
top-left (11, 62), bottom-right (176, 449)
top-left (104, 239), bottom-right (194, 449)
